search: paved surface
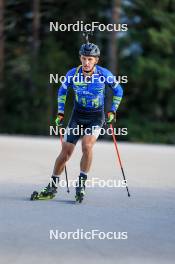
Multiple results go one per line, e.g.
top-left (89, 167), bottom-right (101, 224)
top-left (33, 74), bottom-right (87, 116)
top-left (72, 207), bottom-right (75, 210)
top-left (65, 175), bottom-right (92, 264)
top-left (0, 135), bottom-right (175, 264)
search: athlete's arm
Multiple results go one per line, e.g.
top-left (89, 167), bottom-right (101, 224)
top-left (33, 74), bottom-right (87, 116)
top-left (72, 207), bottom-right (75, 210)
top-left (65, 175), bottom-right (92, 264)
top-left (104, 69), bottom-right (123, 112)
top-left (57, 68), bottom-right (76, 114)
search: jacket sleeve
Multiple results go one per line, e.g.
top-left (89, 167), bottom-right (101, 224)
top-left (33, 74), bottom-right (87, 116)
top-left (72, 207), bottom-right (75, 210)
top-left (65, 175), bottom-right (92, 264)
top-left (105, 69), bottom-right (123, 112)
top-left (57, 68), bottom-right (75, 114)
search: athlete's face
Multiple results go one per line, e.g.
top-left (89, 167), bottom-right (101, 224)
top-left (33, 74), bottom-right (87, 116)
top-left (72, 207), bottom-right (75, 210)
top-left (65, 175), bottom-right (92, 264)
top-left (80, 55), bottom-right (99, 73)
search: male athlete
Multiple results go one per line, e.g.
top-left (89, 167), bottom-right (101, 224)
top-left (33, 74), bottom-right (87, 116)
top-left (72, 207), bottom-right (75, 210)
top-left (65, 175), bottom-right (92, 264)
top-left (31, 40), bottom-right (123, 202)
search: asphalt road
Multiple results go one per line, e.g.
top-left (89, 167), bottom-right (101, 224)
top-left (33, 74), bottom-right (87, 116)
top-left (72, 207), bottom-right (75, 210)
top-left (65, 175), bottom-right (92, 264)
top-left (0, 135), bottom-right (175, 264)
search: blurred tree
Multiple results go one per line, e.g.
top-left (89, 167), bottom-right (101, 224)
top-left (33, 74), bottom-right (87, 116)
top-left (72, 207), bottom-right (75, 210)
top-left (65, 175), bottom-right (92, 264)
top-left (117, 0), bottom-right (175, 143)
top-left (0, 0), bottom-right (4, 81)
top-left (1, 0), bottom-right (174, 142)
top-left (0, 0), bottom-right (4, 122)
top-left (109, 0), bottom-right (120, 73)
top-left (106, 0), bottom-right (121, 120)
top-left (32, 0), bottom-right (40, 58)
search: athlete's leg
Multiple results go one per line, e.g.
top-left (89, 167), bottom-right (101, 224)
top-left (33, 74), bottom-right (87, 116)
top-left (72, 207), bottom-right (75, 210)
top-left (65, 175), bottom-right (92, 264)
top-left (75, 113), bottom-right (104, 201)
top-left (53, 142), bottom-right (75, 175)
top-left (80, 135), bottom-right (97, 173)
top-left (53, 111), bottom-right (81, 176)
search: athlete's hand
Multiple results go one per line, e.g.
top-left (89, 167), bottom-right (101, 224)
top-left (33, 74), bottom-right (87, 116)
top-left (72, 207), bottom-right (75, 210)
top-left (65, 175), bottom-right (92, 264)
top-left (55, 113), bottom-right (64, 126)
top-left (107, 112), bottom-right (115, 124)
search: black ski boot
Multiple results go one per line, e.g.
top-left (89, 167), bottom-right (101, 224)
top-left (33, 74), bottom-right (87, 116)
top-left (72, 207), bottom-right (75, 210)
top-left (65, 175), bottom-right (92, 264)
top-left (30, 176), bottom-right (59, 200)
top-left (75, 174), bottom-right (87, 203)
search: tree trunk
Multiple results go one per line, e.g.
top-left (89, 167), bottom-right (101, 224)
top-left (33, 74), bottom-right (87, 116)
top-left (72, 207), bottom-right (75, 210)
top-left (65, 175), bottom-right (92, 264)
top-left (30, 0), bottom-right (40, 93)
top-left (105, 0), bottom-right (121, 139)
top-left (32, 0), bottom-right (40, 58)
top-left (0, 0), bottom-right (4, 85)
top-left (0, 0), bottom-right (4, 126)
top-left (108, 0), bottom-right (121, 74)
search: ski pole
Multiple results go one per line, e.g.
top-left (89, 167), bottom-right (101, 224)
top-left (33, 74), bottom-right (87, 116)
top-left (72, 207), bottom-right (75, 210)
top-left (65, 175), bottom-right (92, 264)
top-left (110, 123), bottom-right (130, 197)
top-left (59, 128), bottom-right (70, 193)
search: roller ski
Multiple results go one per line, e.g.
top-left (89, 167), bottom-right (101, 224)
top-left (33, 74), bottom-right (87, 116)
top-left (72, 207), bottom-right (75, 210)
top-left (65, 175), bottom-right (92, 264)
top-left (75, 174), bottom-right (87, 203)
top-left (30, 176), bottom-right (59, 201)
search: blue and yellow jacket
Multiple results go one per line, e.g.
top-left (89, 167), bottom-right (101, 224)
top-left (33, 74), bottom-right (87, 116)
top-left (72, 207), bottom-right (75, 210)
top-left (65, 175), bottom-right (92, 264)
top-left (57, 65), bottom-right (123, 113)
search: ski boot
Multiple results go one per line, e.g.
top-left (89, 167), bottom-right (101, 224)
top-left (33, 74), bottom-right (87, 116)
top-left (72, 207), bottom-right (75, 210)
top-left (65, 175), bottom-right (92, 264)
top-left (75, 174), bottom-right (87, 203)
top-left (30, 176), bottom-right (59, 201)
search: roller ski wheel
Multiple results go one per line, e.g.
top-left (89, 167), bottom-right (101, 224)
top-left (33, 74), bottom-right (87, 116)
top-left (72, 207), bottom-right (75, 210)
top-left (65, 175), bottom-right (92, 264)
top-left (30, 186), bottom-right (57, 201)
top-left (75, 174), bottom-right (87, 203)
top-left (30, 191), bottom-right (55, 200)
top-left (30, 191), bottom-right (39, 200)
top-left (75, 192), bottom-right (84, 203)
top-left (75, 187), bottom-right (85, 203)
